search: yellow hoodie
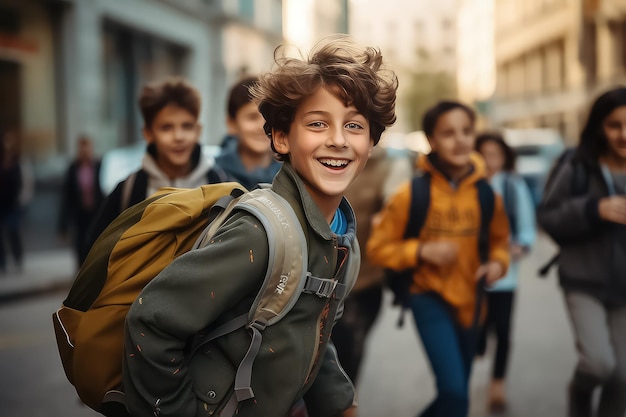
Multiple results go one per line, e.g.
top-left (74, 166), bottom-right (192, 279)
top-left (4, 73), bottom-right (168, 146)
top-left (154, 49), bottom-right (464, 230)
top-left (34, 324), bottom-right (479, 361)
top-left (367, 152), bottom-right (510, 328)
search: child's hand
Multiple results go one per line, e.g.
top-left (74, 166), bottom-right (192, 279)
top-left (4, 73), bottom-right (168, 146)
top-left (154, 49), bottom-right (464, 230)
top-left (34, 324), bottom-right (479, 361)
top-left (419, 241), bottom-right (459, 266)
top-left (475, 261), bottom-right (504, 285)
top-left (598, 196), bottom-right (626, 225)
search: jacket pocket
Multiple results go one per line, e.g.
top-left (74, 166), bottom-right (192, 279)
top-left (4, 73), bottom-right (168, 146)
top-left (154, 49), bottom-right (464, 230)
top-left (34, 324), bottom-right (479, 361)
top-left (189, 345), bottom-right (236, 414)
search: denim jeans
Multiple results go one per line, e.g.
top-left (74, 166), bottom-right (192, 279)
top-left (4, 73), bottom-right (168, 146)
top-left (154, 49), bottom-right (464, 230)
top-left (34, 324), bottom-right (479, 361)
top-left (410, 293), bottom-right (477, 417)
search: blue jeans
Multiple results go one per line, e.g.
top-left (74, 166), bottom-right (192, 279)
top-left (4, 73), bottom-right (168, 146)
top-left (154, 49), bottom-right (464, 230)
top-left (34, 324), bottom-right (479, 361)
top-left (410, 293), bottom-right (477, 417)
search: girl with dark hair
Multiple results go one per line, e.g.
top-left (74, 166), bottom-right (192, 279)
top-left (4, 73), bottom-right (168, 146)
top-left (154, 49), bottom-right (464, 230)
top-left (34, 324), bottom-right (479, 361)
top-left (538, 86), bottom-right (626, 417)
top-left (476, 132), bottom-right (536, 413)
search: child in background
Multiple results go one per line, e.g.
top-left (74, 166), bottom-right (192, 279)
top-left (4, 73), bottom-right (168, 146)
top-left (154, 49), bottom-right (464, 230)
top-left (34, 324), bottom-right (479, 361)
top-left (538, 87), bottom-right (626, 417)
top-left (217, 76), bottom-right (282, 190)
top-left (367, 100), bottom-right (510, 417)
top-left (122, 34), bottom-right (398, 417)
top-left (88, 77), bottom-right (230, 244)
top-left (475, 132), bottom-right (536, 413)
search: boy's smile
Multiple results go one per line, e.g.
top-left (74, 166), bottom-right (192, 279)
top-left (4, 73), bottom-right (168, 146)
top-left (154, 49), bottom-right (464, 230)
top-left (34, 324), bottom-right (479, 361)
top-left (272, 87), bottom-right (373, 221)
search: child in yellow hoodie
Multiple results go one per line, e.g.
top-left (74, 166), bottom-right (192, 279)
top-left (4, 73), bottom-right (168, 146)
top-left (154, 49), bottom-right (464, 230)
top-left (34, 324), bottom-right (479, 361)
top-left (367, 100), bottom-right (510, 417)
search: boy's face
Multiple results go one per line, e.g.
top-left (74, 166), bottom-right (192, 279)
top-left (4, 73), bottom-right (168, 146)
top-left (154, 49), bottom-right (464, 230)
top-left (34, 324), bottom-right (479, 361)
top-left (272, 87), bottom-right (373, 209)
top-left (427, 108), bottom-right (475, 170)
top-left (228, 101), bottom-right (269, 156)
top-left (143, 104), bottom-right (201, 175)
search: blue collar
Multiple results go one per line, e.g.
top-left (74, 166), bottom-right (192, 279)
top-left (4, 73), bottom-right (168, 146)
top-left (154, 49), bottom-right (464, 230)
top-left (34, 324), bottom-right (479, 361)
top-left (330, 208), bottom-right (347, 235)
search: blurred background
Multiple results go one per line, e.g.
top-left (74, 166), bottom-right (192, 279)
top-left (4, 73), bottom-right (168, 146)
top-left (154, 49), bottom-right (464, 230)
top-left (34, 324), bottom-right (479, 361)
top-left (0, 0), bottom-right (625, 416)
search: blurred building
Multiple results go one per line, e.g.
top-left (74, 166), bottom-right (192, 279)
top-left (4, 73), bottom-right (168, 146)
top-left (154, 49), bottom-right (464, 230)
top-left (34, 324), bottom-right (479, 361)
top-left (283, 0), bottom-right (348, 51)
top-left (349, 0), bottom-right (459, 133)
top-left (489, 0), bottom-right (626, 144)
top-left (0, 0), bottom-right (282, 179)
top-left (456, 0), bottom-right (496, 127)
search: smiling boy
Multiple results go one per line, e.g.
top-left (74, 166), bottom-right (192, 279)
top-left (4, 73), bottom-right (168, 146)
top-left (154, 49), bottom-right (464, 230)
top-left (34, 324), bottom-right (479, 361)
top-left (217, 76), bottom-right (282, 190)
top-left (88, 77), bottom-right (230, 246)
top-left (122, 34), bottom-right (398, 417)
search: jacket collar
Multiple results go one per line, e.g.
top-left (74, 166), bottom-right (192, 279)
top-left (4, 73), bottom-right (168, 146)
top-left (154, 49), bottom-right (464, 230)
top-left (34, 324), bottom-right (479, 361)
top-left (271, 162), bottom-right (357, 241)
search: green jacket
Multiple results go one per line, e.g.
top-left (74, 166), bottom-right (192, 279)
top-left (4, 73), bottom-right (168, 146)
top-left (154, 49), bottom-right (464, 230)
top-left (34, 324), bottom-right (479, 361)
top-left (123, 162), bottom-right (359, 417)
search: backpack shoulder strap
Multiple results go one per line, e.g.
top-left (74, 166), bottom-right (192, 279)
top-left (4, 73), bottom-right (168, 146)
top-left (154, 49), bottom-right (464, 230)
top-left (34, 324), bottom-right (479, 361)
top-left (120, 169), bottom-right (148, 212)
top-left (405, 171), bottom-right (431, 239)
top-left (476, 178), bottom-right (495, 264)
top-left (190, 188), bottom-right (310, 416)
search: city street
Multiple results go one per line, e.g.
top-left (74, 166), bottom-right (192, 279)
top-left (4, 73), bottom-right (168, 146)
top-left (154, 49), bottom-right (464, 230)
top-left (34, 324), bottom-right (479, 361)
top-left (0, 233), bottom-right (575, 417)
top-left (357, 232), bottom-right (576, 417)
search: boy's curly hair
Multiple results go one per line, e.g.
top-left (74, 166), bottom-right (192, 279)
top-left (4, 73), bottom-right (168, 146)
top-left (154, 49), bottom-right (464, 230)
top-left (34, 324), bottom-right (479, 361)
top-left (250, 34), bottom-right (398, 160)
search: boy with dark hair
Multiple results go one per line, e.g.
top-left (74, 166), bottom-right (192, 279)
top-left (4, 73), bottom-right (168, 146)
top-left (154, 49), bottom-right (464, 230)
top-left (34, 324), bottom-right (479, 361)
top-left (89, 77), bottom-right (230, 244)
top-left (217, 76), bottom-right (282, 190)
top-left (368, 100), bottom-right (510, 417)
top-left (122, 34), bottom-right (398, 417)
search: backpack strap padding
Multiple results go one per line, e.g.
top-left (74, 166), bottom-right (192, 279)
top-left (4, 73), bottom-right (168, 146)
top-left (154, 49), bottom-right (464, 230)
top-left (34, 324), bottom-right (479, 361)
top-left (235, 189), bottom-right (309, 327)
top-left (476, 178), bottom-right (495, 264)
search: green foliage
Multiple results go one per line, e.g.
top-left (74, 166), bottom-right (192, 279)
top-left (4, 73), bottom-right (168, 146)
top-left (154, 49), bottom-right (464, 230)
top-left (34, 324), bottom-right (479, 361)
top-left (404, 70), bottom-right (457, 132)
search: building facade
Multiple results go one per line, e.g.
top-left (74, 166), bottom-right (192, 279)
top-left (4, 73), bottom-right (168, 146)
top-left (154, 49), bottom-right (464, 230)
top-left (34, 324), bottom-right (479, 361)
top-left (490, 0), bottom-right (626, 144)
top-left (349, 0), bottom-right (459, 133)
top-left (0, 0), bottom-right (283, 179)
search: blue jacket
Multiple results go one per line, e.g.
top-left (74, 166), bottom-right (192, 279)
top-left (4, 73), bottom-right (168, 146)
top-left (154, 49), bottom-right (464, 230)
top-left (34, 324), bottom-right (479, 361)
top-left (215, 140), bottom-right (282, 191)
top-left (488, 172), bottom-right (536, 291)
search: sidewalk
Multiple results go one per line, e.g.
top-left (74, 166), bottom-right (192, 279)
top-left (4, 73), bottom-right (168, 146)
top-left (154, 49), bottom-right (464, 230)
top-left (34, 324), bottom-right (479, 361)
top-left (0, 248), bottom-right (76, 303)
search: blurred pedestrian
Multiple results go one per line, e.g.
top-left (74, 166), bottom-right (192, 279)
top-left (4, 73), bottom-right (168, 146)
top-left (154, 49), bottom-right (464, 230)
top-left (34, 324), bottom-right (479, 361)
top-left (216, 76), bottom-right (282, 190)
top-left (58, 134), bottom-right (105, 269)
top-left (475, 131), bottom-right (536, 413)
top-left (367, 101), bottom-right (510, 417)
top-left (331, 145), bottom-right (412, 384)
top-left (0, 127), bottom-right (34, 274)
top-left (537, 86), bottom-right (626, 417)
top-left (88, 76), bottom-right (230, 245)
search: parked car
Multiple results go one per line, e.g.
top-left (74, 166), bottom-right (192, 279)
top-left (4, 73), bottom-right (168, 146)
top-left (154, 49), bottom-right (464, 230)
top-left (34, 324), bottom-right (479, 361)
top-left (99, 143), bottom-right (222, 195)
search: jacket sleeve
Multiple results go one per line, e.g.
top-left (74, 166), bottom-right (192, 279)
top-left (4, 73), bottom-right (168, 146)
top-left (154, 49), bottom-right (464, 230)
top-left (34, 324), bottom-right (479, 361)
top-left (537, 162), bottom-right (601, 244)
top-left (366, 181), bottom-right (421, 271)
top-left (512, 176), bottom-right (537, 248)
top-left (123, 213), bottom-right (270, 417)
top-left (489, 194), bottom-right (511, 272)
top-left (303, 341), bottom-right (356, 417)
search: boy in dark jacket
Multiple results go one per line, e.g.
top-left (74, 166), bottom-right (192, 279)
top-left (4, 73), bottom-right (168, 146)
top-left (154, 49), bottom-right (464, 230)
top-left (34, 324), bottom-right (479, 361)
top-left (122, 34), bottom-right (398, 417)
top-left (88, 77), bottom-right (230, 245)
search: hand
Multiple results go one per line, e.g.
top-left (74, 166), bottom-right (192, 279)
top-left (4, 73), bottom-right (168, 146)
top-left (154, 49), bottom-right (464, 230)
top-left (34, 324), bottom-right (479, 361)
top-left (419, 241), bottom-right (459, 267)
top-left (598, 196), bottom-right (626, 225)
top-left (475, 261), bottom-right (504, 285)
top-left (510, 243), bottom-right (527, 262)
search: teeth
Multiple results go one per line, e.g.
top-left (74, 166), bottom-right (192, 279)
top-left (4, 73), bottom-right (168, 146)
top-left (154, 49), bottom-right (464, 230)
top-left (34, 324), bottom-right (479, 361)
top-left (319, 158), bottom-right (349, 167)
